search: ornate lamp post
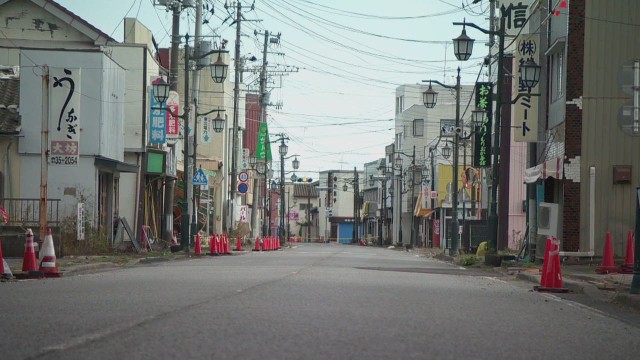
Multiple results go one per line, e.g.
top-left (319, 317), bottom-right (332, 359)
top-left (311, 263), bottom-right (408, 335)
top-left (451, 18), bottom-right (540, 253)
top-left (152, 43), bottom-right (228, 252)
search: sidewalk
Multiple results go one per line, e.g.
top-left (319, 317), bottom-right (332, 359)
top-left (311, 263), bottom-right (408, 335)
top-left (1, 253), bottom-right (187, 278)
top-left (413, 248), bottom-right (640, 311)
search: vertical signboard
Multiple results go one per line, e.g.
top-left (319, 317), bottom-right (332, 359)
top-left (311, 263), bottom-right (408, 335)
top-left (50, 68), bottom-right (80, 166)
top-left (188, 104), bottom-right (195, 137)
top-left (256, 122), bottom-right (273, 160)
top-left (166, 90), bottom-right (180, 140)
top-left (149, 88), bottom-right (166, 144)
top-left (201, 116), bottom-right (212, 143)
top-left (77, 203), bottom-right (84, 241)
top-left (474, 82), bottom-right (493, 168)
top-left (513, 34), bottom-right (540, 142)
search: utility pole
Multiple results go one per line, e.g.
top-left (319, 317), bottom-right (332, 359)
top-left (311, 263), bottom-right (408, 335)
top-left (39, 65), bottom-right (49, 246)
top-left (229, 1), bottom-right (242, 232)
top-left (162, 1), bottom-right (181, 243)
top-left (251, 29), bottom-right (269, 239)
top-left (190, 0), bottom-right (203, 238)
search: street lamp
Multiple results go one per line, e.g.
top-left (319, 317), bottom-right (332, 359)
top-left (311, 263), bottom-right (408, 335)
top-left (151, 41), bottom-right (229, 252)
top-left (393, 146), bottom-right (416, 248)
top-left (422, 68), bottom-right (463, 254)
top-left (370, 170), bottom-right (390, 247)
top-left (452, 17), bottom-right (541, 254)
top-left (279, 138), bottom-right (288, 246)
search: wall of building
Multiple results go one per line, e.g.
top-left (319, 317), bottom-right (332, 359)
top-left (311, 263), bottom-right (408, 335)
top-left (580, 0), bottom-right (640, 255)
top-left (18, 49), bottom-right (125, 222)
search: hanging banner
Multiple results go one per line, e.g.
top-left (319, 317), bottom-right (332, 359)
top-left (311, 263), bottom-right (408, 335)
top-left (188, 104), bottom-right (195, 137)
top-left (149, 87), bottom-right (166, 144)
top-left (166, 90), bottom-right (180, 139)
top-left (513, 33), bottom-right (540, 142)
top-left (201, 116), bottom-right (212, 143)
top-left (50, 67), bottom-right (81, 166)
top-left (474, 82), bottom-right (493, 168)
top-left (255, 122), bottom-right (273, 160)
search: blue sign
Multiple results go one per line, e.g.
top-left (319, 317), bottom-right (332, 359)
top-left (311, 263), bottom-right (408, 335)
top-left (238, 182), bottom-right (249, 194)
top-left (149, 88), bottom-right (166, 144)
top-left (193, 168), bottom-right (208, 186)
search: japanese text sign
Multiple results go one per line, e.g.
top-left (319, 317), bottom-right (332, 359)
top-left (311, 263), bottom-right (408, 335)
top-left (474, 82), bottom-right (493, 168)
top-left (50, 67), bottom-right (80, 166)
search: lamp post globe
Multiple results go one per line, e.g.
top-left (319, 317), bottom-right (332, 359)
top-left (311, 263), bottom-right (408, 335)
top-left (292, 156), bottom-right (300, 170)
top-left (152, 77), bottom-right (170, 104)
top-left (212, 113), bottom-right (225, 133)
top-left (395, 155), bottom-right (403, 168)
top-left (210, 52), bottom-right (229, 83)
top-left (520, 59), bottom-right (542, 88)
top-left (453, 26), bottom-right (475, 61)
top-left (422, 84), bottom-right (438, 109)
top-left (442, 142), bottom-right (452, 159)
top-left (279, 143), bottom-right (288, 156)
top-left (472, 108), bottom-right (485, 128)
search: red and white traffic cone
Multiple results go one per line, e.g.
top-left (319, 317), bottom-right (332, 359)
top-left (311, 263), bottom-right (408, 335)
top-left (22, 229), bottom-right (38, 273)
top-left (39, 228), bottom-right (62, 278)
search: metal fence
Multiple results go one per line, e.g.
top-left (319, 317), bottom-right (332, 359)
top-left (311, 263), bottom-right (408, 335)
top-left (0, 198), bottom-right (61, 226)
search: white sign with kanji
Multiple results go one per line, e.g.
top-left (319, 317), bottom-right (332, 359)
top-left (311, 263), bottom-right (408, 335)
top-left (50, 67), bottom-right (81, 166)
top-left (240, 205), bottom-right (248, 222)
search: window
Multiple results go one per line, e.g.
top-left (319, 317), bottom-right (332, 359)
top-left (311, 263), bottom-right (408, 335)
top-left (551, 51), bottom-right (564, 100)
top-left (395, 95), bottom-right (404, 114)
top-left (413, 119), bottom-right (424, 137)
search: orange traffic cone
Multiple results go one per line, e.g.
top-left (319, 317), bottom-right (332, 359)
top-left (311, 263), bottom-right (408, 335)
top-left (253, 237), bottom-right (261, 251)
top-left (235, 236), bottom-right (243, 251)
top-left (534, 237), bottom-right (568, 293)
top-left (622, 229), bottom-right (634, 273)
top-left (39, 228), bottom-right (62, 278)
top-left (596, 232), bottom-right (619, 274)
top-left (538, 237), bottom-right (552, 288)
top-left (194, 233), bottom-right (202, 256)
top-left (209, 235), bottom-right (219, 256)
top-left (22, 228), bottom-right (38, 272)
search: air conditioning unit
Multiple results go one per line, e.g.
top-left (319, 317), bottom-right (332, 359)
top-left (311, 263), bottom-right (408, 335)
top-left (538, 202), bottom-right (559, 237)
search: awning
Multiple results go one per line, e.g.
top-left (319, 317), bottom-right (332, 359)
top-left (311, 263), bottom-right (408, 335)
top-left (414, 193), bottom-right (434, 218)
top-left (524, 156), bottom-right (564, 183)
top-left (95, 156), bottom-right (138, 173)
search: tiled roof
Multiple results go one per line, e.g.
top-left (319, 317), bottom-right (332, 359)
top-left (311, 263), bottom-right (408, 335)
top-left (293, 183), bottom-right (318, 198)
top-left (0, 70), bottom-right (20, 135)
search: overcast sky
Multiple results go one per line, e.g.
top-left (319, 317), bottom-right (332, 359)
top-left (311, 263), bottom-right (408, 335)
top-left (57, 0), bottom-right (490, 179)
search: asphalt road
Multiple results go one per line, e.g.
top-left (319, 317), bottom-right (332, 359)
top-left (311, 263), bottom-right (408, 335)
top-left (2, 243), bottom-right (640, 359)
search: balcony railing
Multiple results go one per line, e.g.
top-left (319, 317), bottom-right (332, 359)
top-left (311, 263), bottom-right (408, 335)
top-left (0, 198), bottom-right (61, 226)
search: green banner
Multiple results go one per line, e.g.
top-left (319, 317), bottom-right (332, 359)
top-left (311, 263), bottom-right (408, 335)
top-left (256, 123), bottom-right (272, 160)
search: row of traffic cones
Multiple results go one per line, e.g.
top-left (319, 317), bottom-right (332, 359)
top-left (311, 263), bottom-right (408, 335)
top-left (193, 233), bottom-right (246, 256)
top-left (0, 228), bottom-right (62, 280)
top-left (534, 236), bottom-right (568, 293)
top-left (596, 230), bottom-right (635, 274)
top-left (252, 236), bottom-right (281, 252)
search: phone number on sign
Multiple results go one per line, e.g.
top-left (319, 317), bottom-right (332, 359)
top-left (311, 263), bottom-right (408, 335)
top-left (50, 156), bottom-right (78, 165)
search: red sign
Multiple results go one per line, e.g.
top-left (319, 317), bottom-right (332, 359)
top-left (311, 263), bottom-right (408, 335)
top-left (432, 219), bottom-right (440, 248)
top-left (166, 91), bottom-right (180, 138)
